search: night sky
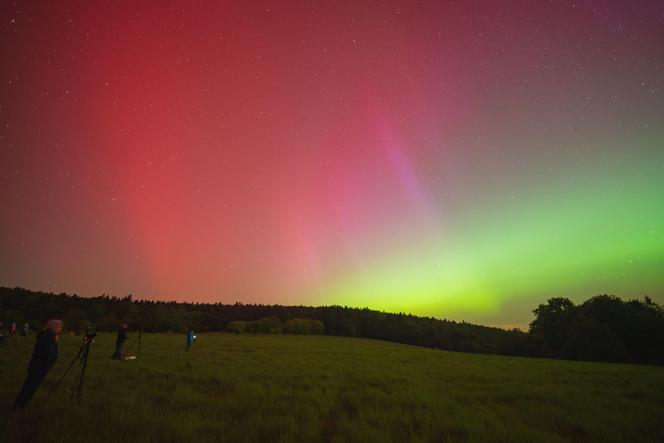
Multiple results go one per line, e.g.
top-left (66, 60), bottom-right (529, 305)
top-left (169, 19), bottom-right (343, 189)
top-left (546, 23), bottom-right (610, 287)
top-left (1, 1), bottom-right (663, 328)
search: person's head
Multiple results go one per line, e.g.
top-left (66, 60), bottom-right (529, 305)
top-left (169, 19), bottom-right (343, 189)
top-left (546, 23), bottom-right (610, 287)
top-left (45, 319), bottom-right (64, 335)
top-left (121, 323), bottom-right (128, 330)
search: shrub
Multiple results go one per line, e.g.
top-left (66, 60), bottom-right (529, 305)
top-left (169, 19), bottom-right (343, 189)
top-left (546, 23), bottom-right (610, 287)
top-left (226, 321), bottom-right (246, 334)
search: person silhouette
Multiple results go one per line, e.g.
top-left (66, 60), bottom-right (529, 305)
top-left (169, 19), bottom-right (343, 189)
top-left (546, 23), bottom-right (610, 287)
top-left (186, 329), bottom-right (195, 351)
top-left (13, 319), bottom-right (63, 410)
top-left (112, 323), bottom-right (129, 360)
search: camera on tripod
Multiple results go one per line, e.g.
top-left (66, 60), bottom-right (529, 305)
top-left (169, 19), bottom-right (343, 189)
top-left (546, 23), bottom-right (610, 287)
top-left (83, 332), bottom-right (97, 342)
top-left (46, 331), bottom-right (97, 405)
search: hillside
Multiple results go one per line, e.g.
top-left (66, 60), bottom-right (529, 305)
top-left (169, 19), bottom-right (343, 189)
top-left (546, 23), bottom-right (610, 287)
top-left (2, 333), bottom-right (663, 442)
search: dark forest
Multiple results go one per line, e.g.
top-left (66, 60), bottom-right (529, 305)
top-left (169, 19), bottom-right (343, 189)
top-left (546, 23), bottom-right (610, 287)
top-left (1, 287), bottom-right (662, 365)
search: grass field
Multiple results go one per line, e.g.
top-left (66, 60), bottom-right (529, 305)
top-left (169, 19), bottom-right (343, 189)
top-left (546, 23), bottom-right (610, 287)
top-left (1, 333), bottom-right (663, 442)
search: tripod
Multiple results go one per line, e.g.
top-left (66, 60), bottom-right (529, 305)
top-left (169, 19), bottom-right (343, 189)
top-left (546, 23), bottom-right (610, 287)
top-left (45, 334), bottom-right (94, 405)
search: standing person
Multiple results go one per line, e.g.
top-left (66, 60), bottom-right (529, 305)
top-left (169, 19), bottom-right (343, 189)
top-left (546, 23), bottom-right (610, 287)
top-left (12, 319), bottom-right (63, 411)
top-left (9, 322), bottom-right (17, 337)
top-left (186, 329), bottom-right (194, 351)
top-left (111, 323), bottom-right (129, 360)
top-left (21, 323), bottom-right (30, 337)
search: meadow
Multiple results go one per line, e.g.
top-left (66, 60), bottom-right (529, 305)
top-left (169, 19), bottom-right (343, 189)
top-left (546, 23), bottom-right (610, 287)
top-left (1, 332), bottom-right (663, 442)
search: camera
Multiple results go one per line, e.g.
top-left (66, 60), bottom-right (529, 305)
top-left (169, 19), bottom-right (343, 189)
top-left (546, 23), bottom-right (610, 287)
top-left (83, 332), bottom-right (97, 342)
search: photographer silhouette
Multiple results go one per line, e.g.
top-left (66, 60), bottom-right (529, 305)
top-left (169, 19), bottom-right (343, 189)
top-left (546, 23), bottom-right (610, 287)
top-left (13, 319), bottom-right (63, 411)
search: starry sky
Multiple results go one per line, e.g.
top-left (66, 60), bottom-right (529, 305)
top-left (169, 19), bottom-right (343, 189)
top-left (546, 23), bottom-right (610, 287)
top-left (1, 1), bottom-right (663, 328)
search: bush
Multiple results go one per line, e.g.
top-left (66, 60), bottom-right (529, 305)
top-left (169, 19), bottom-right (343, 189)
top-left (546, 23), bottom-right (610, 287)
top-left (257, 316), bottom-right (282, 333)
top-left (225, 318), bottom-right (324, 335)
top-left (226, 321), bottom-right (246, 334)
top-left (283, 318), bottom-right (324, 335)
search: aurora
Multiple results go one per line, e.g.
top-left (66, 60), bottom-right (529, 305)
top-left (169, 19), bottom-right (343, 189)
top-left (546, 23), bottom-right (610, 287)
top-left (1, 1), bottom-right (662, 328)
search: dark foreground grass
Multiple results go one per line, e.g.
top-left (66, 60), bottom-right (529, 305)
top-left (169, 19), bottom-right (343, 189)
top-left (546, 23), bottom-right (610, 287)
top-left (1, 333), bottom-right (663, 442)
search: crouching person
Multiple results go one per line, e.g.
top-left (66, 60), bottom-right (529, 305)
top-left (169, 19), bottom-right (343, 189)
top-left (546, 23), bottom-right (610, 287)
top-left (13, 319), bottom-right (63, 411)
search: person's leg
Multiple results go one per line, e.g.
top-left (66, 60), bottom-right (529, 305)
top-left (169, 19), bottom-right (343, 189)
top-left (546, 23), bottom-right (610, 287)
top-left (13, 371), bottom-right (46, 411)
top-left (112, 342), bottom-right (121, 359)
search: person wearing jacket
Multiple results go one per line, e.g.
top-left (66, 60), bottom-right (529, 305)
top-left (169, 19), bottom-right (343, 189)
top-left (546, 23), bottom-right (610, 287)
top-left (13, 319), bottom-right (63, 411)
top-left (111, 323), bottom-right (129, 360)
top-left (186, 329), bottom-right (195, 351)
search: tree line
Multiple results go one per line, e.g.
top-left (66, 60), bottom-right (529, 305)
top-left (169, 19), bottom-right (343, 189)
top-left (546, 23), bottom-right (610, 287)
top-left (529, 295), bottom-right (664, 363)
top-left (226, 317), bottom-right (324, 335)
top-left (1, 287), bottom-right (662, 364)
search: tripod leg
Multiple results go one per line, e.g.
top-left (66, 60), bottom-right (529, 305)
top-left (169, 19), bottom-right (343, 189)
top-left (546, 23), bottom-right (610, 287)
top-left (74, 342), bottom-right (91, 404)
top-left (45, 345), bottom-right (84, 403)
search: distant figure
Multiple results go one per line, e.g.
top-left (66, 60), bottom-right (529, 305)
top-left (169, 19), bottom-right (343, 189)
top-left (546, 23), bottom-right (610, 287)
top-left (13, 319), bottom-right (63, 411)
top-left (21, 323), bottom-right (30, 337)
top-left (186, 329), bottom-right (195, 351)
top-left (112, 323), bottom-right (129, 360)
top-left (9, 322), bottom-right (17, 337)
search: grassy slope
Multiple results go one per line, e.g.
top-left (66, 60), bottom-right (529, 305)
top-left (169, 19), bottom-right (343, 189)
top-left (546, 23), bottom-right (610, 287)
top-left (1, 333), bottom-right (663, 442)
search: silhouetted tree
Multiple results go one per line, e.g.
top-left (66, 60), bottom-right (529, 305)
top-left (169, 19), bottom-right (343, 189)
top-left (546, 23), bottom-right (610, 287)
top-left (530, 297), bottom-right (577, 353)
